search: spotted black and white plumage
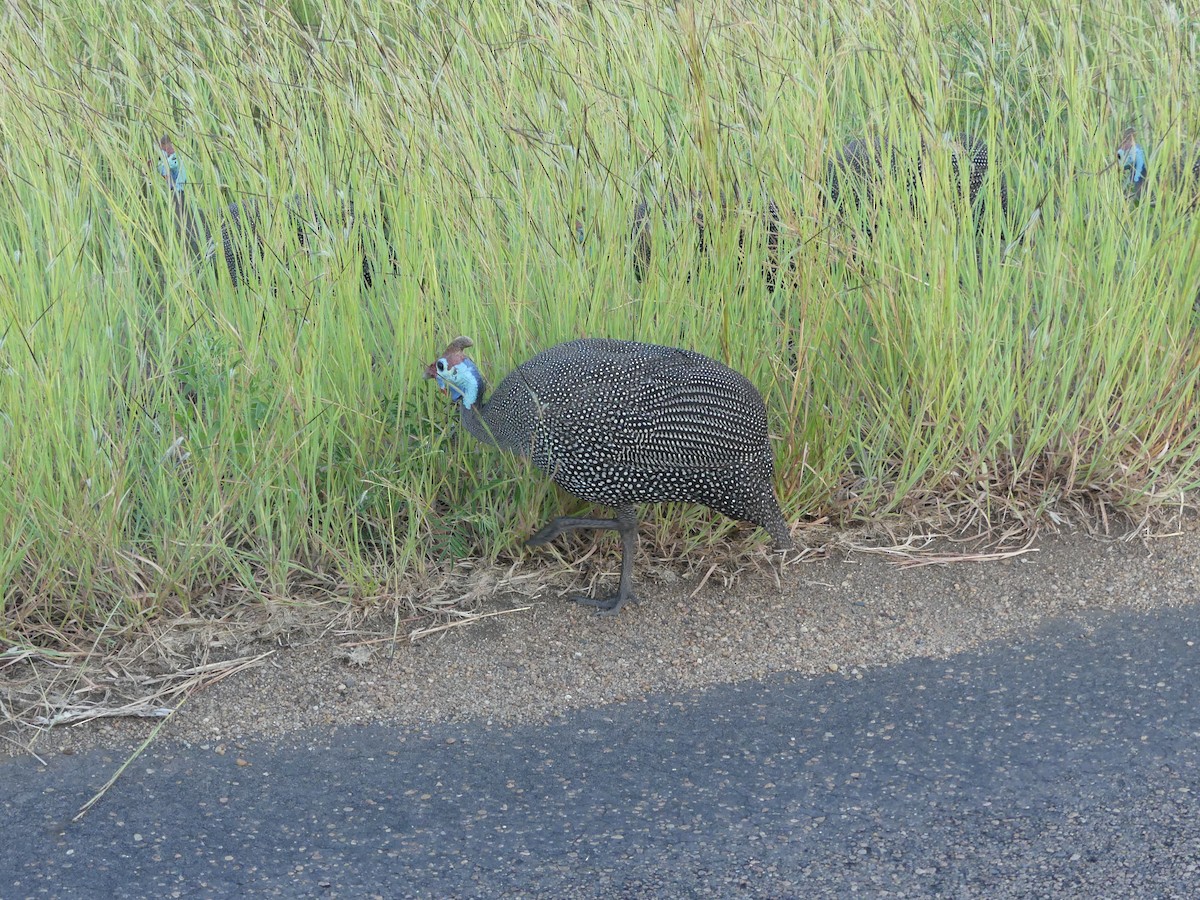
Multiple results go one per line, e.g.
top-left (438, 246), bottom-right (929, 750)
top-left (631, 191), bottom-right (784, 292)
top-left (823, 133), bottom-right (1008, 230)
top-left (217, 193), bottom-right (393, 289)
top-left (218, 196), bottom-right (264, 289)
top-left (949, 134), bottom-right (1007, 218)
top-left (1117, 129), bottom-right (1200, 208)
top-left (823, 137), bottom-right (912, 213)
top-left (425, 336), bottom-right (794, 614)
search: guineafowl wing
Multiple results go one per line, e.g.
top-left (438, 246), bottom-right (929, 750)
top-left (534, 341), bottom-right (769, 472)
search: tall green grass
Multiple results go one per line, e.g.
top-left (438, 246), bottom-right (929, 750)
top-left (1, 0), bottom-right (1198, 643)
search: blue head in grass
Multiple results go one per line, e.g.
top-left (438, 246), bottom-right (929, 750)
top-left (157, 135), bottom-right (186, 193)
top-left (424, 336), bottom-right (483, 409)
top-left (1117, 129), bottom-right (1147, 200)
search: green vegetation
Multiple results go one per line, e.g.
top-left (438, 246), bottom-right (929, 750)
top-left (1, 1), bottom-right (1198, 646)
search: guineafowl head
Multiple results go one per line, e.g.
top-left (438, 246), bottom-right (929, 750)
top-left (157, 135), bottom-right (186, 193)
top-left (572, 205), bottom-right (586, 244)
top-left (424, 336), bottom-right (483, 408)
top-left (1117, 129), bottom-right (1147, 199)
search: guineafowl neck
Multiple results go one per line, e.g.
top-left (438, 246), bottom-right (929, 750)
top-left (458, 382), bottom-right (528, 455)
top-left (456, 372), bottom-right (501, 449)
top-left (173, 191), bottom-right (206, 259)
top-left (459, 402), bottom-right (501, 448)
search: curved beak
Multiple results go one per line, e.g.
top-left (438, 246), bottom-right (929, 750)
top-left (423, 362), bottom-right (450, 398)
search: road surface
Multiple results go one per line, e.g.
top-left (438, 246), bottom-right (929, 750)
top-left (3, 605), bottom-right (1197, 898)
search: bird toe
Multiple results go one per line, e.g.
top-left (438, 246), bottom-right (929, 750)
top-left (525, 528), bottom-right (556, 547)
top-left (571, 592), bottom-right (635, 615)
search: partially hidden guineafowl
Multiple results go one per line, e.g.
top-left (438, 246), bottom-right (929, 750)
top-left (157, 135), bottom-right (261, 287)
top-left (156, 136), bottom-right (394, 288)
top-left (1117, 129), bottom-right (1200, 208)
top-left (945, 133), bottom-right (1007, 221)
top-left (425, 336), bottom-right (795, 614)
top-left (631, 189), bottom-right (784, 291)
top-left (823, 136), bottom-right (916, 215)
top-left (157, 136), bottom-right (212, 265)
top-left (824, 132), bottom-right (1008, 232)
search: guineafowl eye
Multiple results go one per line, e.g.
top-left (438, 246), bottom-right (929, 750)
top-left (432, 358), bottom-right (450, 392)
top-left (1117, 144), bottom-right (1136, 171)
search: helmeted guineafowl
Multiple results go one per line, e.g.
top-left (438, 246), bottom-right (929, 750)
top-left (156, 135), bottom-right (394, 288)
top-left (425, 336), bottom-right (794, 615)
top-left (823, 136), bottom-right (914, 215)
top-left (948, 133), bottom-right (1008, 222)
top-left (823, 132), bottom-right (1007, 232)
top-left (158, 135), bottom-right (262, 287)
top-left (631, 189), bottom-right (784, 292)
top-left (157, 136), bottom-right (212, 265)
top-left (1117, 129), bottom-right (1200, 207)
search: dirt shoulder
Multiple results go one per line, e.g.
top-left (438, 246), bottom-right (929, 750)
top-left (5, 522), bottom-right (1200, 761)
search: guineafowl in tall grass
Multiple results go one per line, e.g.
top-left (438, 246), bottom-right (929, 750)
top-left (823, 136), bottom-right (915, 216)
top-left (425, 336), bottom-right (794, 615)
top-left (631, 190), bottom-right (784, 291)
top-left (156, 136), bottom-right (394, 288)
top-left (157, 136), bottom-right (263, 287)
top-left (157, 136), bottom-right (212, 266)
top-left (824, 132), bottom-right (1008, 232)
top-left (1117, 129), bottom-right (1200, 208)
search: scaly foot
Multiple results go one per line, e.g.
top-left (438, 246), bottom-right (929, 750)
top-left (570, 591), bottom-right (636, 616)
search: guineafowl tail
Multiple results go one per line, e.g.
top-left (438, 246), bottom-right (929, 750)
top-left (757, 502), bottom-right (794, 550)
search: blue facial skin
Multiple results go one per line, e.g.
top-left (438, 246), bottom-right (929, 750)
top-left (1120, 142), bottom-right (1146, 191)
top-left (435, 357), bottom-right (481, 408)
top-left (159, 152), bottom-right (186, 193)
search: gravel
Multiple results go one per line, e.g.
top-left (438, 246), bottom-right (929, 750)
top-left (6, 522), bottom-right (1200, 760)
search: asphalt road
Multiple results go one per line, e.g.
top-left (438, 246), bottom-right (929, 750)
top-left (3, 605), bottom-right (1198, 899)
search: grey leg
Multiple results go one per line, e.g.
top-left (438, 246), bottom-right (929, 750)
top-left (526, 516), bottom-right (622, 545)
top-left (526, 505), bottom-right (640, 615)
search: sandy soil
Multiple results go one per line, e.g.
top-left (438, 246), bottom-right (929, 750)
top-left (4, 520), bottom-right (1199, 762)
